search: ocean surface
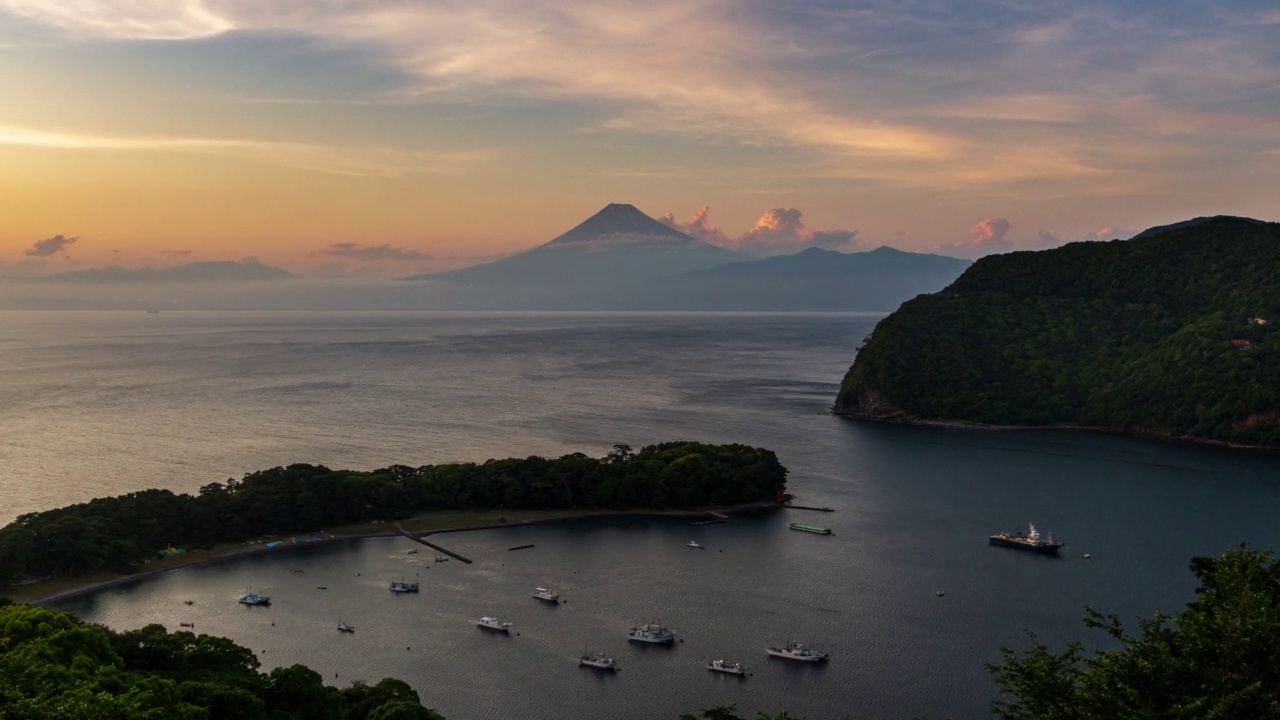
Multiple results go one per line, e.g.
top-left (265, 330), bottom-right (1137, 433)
top-left (4, 311), bottom-right (1278, 720)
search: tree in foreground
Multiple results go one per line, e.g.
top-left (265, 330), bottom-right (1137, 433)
top-left (988, 545), bottom-right (1280, 720)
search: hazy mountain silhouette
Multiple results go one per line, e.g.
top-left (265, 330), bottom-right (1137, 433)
top-left (627, 246), bottom-right (971, 311)
top-left (401, 204), bottom-right (742, 298)
top-left (30, 260), bottom-right (295, 283)
top-left (398, 204), bottom-right (967, 310)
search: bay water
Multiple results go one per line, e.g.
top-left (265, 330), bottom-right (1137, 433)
top-left (3, 311), bottom-right (1277, 719)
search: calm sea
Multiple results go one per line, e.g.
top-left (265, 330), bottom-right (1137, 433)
top-left (4, 311), bottom-right (1277, 719)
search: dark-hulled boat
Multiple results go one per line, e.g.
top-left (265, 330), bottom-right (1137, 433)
top-left (989, 523), bottom-right (1063, 554)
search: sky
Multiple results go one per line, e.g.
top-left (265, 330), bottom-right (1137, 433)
top-left (1, 0), bottom-right (1277, 276)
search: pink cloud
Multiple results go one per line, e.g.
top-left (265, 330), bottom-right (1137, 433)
top-left (657, 206), bottom-right (732, 246)
top-left (660, 206), bottom-right (858, 256)
top-left (935, 217), bottom-right (1014, 258)
top-left (1035, 225), bottom-right (1133, 248)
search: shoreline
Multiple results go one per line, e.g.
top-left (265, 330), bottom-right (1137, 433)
top-left (19, 501), bottom-right (779, 607)
top-left (834, 412), bottom-right (1280, 453)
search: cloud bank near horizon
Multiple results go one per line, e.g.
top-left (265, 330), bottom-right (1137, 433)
top-left (660, 206), bottom-right (859, 256)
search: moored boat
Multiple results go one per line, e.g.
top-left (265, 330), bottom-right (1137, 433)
top-left (766, 640), bottom-right (829, 662)
top-left (988, 523), bottom-right (1063, 555)
top-left (533, 587), bottom-right (560, 603)
top-left (579, 651), bottom-right (620, 671)
top-left (788, 523), bottom-right (832, 535)
top-left (628, 623), bottom-right (676, 644)
top-left (238, 590), bottom-right (271, 606)
top-left (390, 580), bottom-right (420, 593)
top-left (477, 616), bottom-right (512, 633)
top-left (707, 659), bottom-right (748, 676)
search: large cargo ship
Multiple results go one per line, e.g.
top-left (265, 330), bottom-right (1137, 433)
top-left (988, 523), bottom-right (1063, 554)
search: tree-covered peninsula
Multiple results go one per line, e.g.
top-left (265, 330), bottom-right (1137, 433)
top-left (835, 216), bottom-right (1280, 447)
top-left (0, 442), bottom-right (786, 584)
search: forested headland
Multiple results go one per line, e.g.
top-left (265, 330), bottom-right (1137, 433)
top-left (0, 442), bottom-right (786, 585)
top-left (835, 216), bottom-right (1280, 447)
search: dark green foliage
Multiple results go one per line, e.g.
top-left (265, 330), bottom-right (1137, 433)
top-left (0, 604), bottom-right (440, 719)
top-left (0, 442), bottom-right (786, 583)
top-left (679, 706), bottom-right (810, 720)
top-left (988, 546), bottom-right (1280, 719)
top-left (836, 217), bottom-right (1280, 446)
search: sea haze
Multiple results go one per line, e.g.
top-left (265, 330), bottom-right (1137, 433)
top-left (6, 311), bottom-right (1278, 720)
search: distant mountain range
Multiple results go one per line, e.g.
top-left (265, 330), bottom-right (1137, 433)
top-left (401, 203), bottom-right (969, 311)
top-left (0, 205), bottom-right (971, 311)
top-left (26, 260), bottom-right (295, 283)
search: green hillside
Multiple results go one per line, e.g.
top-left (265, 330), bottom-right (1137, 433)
top-left (834, 216), bottom-right (1280, 447)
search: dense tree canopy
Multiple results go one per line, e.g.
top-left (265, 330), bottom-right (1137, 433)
top-left (836, 216), bottom-right (1280, 447)
top-left (0, 442), bottom-right (787, 584)
top-left (0, 604), bottom-right (443, 719)
top-left (988, 546), bottom-right (1280, 719)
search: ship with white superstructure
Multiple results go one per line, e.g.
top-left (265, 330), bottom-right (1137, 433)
top-left (988, 522), bottom-right (1063, 555)
top-left (477, 616), bottom-right (512, 633)
top-left (533, 587), bottom-right (560, 603)
top-left (766, 640), bottom-right (829, 662)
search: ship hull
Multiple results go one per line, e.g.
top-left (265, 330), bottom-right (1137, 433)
top-left (766, 649), bottom-right (828, 662)
top-left (988, 537), bottom-right (1063, 554)
top-left (788, 524), bottom-right (832, 535)
top-left (628, 635), bottom-right (675, 644)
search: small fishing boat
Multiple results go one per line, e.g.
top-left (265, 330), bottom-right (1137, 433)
top-left (533, 587), bottom-right (561, 603)
top-left (707, 659), bottom-right (748, 676)
top-left (687, 540), bottom-right (704, 548)
top-left (579, 651), bottom-right (619, 671)
top-left (238, 590), bottom-right (271, 606)
top-left (477, 616), bottom-right (513, 633)
top-left (337, 622), bottom-right (355, 633)
top-left (390, 580), bottom-right (419, 593)
top-left (766, 640), bottom-right (829, 662)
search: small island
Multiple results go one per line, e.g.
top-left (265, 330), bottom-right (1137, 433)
top-left (0, 442), bottom-right (787, 600)
top-left (835, 216), bottom-right (1280, 448)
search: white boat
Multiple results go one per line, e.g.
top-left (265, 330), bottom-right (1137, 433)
top-left (238, 590), bottom-right (271, 606)
top-left (707, 659), bottom-right (748, 676)
top-left (579, 651), bottom-right (620, 671)
top-left (766, 640), bottom-right (829, 662)
top-left (337, 622), bottom-right (355, 633)
top-left (628, 623), bottom-right (676, 644)
top-left (390, 580), bottom-right (419, 593)
top-left (687, 540), bottom-right (703, 548)
top-left (477, 616), bottom-right (512, 633)
top-left (533, 587), bottom-right (560, 603)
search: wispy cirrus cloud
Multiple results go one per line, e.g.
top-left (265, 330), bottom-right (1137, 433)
top-left (0, 124), bottom-right (501, 177)
top-left (1, 0), bottom-right (1278, 200)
